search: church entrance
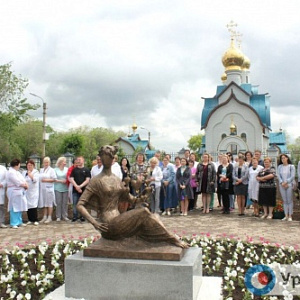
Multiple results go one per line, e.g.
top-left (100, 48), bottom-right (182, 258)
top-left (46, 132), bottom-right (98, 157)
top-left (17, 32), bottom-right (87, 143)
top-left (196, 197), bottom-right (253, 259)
top-left (217, 136), bottom-right (248, 155)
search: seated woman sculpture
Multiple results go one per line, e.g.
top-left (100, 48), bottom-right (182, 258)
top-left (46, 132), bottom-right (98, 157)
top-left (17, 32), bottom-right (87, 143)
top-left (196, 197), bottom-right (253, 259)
top-left (77, 145), bottom-right (187, 248)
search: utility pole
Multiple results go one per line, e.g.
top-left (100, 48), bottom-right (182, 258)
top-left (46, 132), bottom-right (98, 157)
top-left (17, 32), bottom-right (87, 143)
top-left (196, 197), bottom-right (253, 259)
top-left (30, 93), bottom-right (47, 158)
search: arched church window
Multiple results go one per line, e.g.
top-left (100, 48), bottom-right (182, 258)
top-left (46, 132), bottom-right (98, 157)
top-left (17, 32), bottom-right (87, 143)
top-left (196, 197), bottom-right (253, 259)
top-left (221, 133), bottom-right (226, 140)
top-left (241, 133), bottom-right (247, 142)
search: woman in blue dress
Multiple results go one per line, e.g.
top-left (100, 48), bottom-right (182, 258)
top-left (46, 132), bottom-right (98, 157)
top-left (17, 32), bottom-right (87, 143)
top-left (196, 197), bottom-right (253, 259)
top-left (160, 156), bottom-right (176, 216)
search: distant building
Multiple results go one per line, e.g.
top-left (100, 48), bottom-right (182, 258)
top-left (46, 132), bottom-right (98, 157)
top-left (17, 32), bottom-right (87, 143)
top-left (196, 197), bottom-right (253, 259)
top-left (115, 123), bottom-right (155, 159)
top-left (178, 148), bottom-right (186, 158)
top-left (200, 22), bottom-right (287, 157)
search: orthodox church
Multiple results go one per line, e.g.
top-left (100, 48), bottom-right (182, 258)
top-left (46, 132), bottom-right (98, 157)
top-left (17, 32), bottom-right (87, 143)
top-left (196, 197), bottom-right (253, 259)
top-left (115, 123), bottom-right (155, 159)
top-left (200, 22), bottom-right (287, 157)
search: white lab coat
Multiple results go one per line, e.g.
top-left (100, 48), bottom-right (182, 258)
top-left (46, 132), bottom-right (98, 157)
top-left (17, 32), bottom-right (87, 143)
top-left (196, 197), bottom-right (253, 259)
top-left (6, 167), bottom-right (28, 212)
top-left (23, 169), bottom-right (40, 209)
top-left (248, 165), bottom-right (264, 201)
top-left (0, 165), bottom-right (7, 205)
top-left (111, 162), bottom-right (122, 180)
top-left (91, 164), bottom-right (103, 178)
top-left (39, 167), bottom-right (57, 208)
top-left (150, 166), bottom-right (163, 188)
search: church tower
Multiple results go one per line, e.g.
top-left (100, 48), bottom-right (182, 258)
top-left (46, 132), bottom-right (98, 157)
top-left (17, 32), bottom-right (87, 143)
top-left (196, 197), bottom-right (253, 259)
top-left (200, 22), bottom-right (287, 158)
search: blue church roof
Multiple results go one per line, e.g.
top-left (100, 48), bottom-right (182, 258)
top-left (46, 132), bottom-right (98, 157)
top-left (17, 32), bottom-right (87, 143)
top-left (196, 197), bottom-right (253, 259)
top-left (201, 98), bottom-right (219, 128)
top-left (117, 133), bottom-right (150, 152)
top-left (201, 83), bottom-right (271, 129)
top-left (269, 132), bottom-right (287, 153)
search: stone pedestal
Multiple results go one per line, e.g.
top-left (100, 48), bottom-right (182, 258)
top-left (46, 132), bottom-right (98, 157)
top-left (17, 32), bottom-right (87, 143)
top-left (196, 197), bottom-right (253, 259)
top-left (65, 247), bottom-right (202, 300)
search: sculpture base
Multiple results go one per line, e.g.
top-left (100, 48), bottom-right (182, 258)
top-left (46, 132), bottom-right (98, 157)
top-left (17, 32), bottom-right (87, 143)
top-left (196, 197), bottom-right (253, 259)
top-left (83, 237), bottom-right (185, 261)
top-left (65, 248), bottom-right (202, 300)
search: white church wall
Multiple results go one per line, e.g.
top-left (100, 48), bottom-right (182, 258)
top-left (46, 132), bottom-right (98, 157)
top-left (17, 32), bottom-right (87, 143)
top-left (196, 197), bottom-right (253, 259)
top-left (205, 99), bottom-right (264, 153)
top-left (117, 141), bottom-right (135, 155)
top-left (218, 85), bottom-right (250, 105)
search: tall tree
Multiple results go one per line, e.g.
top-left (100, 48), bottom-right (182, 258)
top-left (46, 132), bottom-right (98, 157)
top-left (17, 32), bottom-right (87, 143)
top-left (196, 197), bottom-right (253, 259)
top-left (59, 133), bottom-right (84, 156)
top-left (287, 136), bottom-right (300, 165)
top-left (12, 120), bottom-right (54, 161)
top-left (0, 63), bottom-right (39, 162)
top-left (0, 63), bottom-right (38, 119)
top-left (187, 134), bottom-right (203, 153)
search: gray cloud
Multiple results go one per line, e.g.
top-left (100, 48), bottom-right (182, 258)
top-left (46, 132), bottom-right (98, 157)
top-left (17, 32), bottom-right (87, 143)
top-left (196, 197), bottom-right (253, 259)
top-left (5, 0), bottom-right (300, 150)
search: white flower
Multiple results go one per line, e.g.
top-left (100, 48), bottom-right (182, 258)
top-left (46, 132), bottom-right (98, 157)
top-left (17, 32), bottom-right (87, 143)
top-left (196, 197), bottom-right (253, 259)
top-left (40, 265), bottom-right (45, 272)
top-left (25, 293), bottom-right (31, 300)
top-left (10, 290), bottom-right (17, 298)
top-left (39, 287), bottom-right (44, 294)
top-left (16, 294), bottom-right (23, 300)
top-left (29, 249), bottom-right (36, 255)
top-left (7, 274), bottom-right (13, 281)
top-left (21, 280), bottom-right (27, 286)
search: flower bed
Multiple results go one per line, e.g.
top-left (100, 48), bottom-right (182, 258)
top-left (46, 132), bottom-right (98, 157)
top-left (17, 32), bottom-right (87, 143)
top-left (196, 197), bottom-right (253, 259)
top-left (1, 235), bottom-right (300, 299)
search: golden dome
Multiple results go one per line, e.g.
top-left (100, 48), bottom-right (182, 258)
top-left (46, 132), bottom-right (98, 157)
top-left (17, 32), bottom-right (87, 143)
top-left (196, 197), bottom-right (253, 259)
top-left (242, 54), bottom-right (251, 70)
top-left (222, 39), bottom-right (244, 71)
top-left (221, 72), bottom-right (227, 82)
top-left (132, 122), bottom-right (138, 132)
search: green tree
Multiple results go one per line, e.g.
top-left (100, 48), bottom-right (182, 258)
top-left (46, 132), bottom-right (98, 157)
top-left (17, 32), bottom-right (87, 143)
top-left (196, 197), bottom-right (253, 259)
top-left (116, 146), bottom-right (127, 160)
top-left (187, 134), bottom-right (203, 153)
top-left (11, 120), bottom-right (55, 161)
top-left (288, 136), bottom-right (300, 165)
top-left (0, 63), bottom-right (39, 162)
top-left (59, 133), bottom-right (84, 156)
top-left (0, 63), bottom-right (38, 119)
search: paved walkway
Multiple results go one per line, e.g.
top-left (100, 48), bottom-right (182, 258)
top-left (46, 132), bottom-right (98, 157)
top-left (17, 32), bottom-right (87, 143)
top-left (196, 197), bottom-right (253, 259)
top-left (1, 206), bottom-right (300, 252)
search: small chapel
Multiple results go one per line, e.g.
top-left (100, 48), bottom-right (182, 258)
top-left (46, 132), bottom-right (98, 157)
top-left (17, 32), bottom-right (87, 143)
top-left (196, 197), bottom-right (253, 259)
top-left (200, 22), bottom-right (287, 158)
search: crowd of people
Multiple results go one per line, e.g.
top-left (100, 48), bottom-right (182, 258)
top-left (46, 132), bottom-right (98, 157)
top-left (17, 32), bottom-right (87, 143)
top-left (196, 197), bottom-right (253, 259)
top-left (0, 149), bottom-right (297, 229)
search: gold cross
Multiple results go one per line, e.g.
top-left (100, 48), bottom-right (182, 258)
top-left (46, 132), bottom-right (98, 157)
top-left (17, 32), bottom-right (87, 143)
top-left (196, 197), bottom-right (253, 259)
top-left (226, 20), bottom-right (238, 39)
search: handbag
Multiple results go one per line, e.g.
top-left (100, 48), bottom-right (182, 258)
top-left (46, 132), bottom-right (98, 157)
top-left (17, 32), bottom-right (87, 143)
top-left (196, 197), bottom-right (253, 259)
top-left (220, 180), bottom-right (229, 190)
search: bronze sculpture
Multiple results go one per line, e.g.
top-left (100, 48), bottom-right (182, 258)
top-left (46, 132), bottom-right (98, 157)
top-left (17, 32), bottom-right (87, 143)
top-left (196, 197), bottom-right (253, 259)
top-left (77, 145), bottom-right (188, 249)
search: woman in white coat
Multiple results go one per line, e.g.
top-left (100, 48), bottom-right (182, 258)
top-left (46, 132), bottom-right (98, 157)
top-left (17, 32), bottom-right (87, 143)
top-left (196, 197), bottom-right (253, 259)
top-left (39, 157), bottom-right (57, 224)
top-left (148, 157), bottom-right (163, 214)
top-left (0, 164), bottom-right (7, 228)
top-left (248, 157), bottom-right (263, 217)
top-left (6, 159), bottom-right (28, 228)
top-left (23, 159), bottom-right (39, 225)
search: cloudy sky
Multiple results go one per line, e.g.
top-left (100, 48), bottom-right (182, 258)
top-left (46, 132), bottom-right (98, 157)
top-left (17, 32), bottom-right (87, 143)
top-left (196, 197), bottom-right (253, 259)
top-left (1, 0), bottom-right (300, 151)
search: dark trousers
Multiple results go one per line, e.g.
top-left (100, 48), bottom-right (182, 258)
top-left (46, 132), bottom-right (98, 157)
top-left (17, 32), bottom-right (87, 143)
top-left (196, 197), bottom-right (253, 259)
top-left (188, 187), bottom-right (198, 210)
top-left (27, 208), bottom-right (38, 222)
top-left (217, 191), bottom-right (222, 206)
top-left (221, 191), bottom-right (230, 212)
